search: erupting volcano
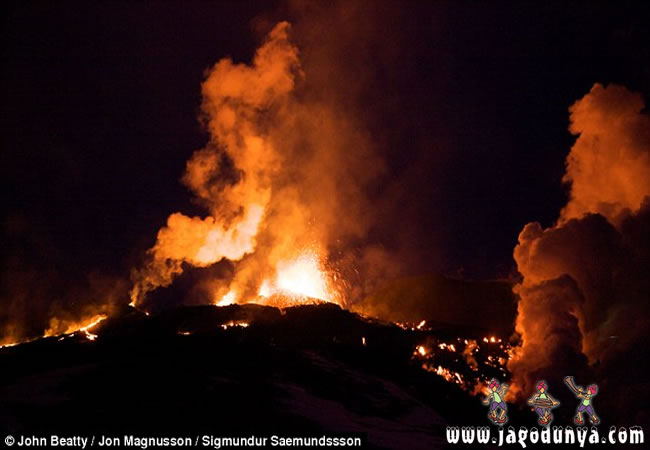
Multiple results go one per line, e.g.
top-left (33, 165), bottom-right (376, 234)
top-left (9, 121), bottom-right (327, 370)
top-left (3, 1), bottom-right (649, 446)
top-left (216, 249), bottom-right (342, 307)
top-left (126, 21), bottom-right (376, 316)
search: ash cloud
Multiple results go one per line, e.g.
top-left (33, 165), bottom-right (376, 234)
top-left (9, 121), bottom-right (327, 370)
top-left (131, 14), bottom-right (389, 309)
top-left (509, 84), bottom-right (650, 425)
top-left (561, 84), bottom-right (650, 223)
top-left (130, 22), bottom-right (301, 306)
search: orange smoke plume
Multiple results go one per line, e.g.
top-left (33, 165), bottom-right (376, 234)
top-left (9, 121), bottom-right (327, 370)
top-left (509, 84), bottom-right (650, 423)
top-left (130, 19), bottom-right (383, 311)
top-left (130, 23), bottom-right (301, 307)
top-left (561, 84), bottom-right (650, 224)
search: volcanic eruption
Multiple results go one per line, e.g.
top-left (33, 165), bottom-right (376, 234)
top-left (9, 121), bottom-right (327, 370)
top-left (3, 2), bottom-right (649, 445)
top-left (129, 20), bottom-right (383, 313)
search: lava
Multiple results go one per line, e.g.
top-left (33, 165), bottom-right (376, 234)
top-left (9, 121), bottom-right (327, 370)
top-left (412, 334), bottom-right (513, 393)
top-left (1, 314), bottom-right (108, 349)
top-left (211, 250), bottom-right (343, 309)
top-left (258, 251), bottom-right (334, 302)
top-left (221, 321), bottom-right (250, 330)
top-left (44, 313), bottom-right (107, 341)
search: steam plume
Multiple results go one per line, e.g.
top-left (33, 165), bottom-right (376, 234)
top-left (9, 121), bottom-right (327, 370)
top-left (509, 84), bottom-right (650, 424)
top-left (130, 23), bottom-right (299, 306)
top-left (561, 84), bottom-right (650, 223)
top-left (131, 19), bottom-right (385, 309)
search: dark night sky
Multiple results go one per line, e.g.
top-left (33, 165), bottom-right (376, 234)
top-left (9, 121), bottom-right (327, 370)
top-left (2, 1), bottom-right (649, 301)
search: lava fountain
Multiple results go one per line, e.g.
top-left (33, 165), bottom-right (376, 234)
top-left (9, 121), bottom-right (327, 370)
top-left (215, 250), bottom-right (342, 308)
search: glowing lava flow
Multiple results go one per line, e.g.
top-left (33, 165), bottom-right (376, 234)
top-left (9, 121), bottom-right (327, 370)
top-left (0, 338), bottom-right (37, 349)
top-left (44, 314), bottom-right (107, 341)
top-left (411, 334), bottom-right (513, 393)
top-left (221, 321), bottom-right (249, 330)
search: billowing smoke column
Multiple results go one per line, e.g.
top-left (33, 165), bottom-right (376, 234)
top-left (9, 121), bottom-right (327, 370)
top-left (131, 21), bottom-right (384, 309)
top-left (130, 23), bottom-right (298, 306)
top-left (509, 84), bottom-right (650, 424)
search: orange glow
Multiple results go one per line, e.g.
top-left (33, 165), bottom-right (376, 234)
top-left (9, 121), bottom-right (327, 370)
top-left (215, 290), bottom-right (237, 307)
top-left (125, 20), bottom-right (389, 316)
top-left (221, 321), bottom-right (249, 330)
top-left (257, 251), bottom-right (338, 304)
top-left (412, 334), bottom-right (512, 394)
top-left (85, 331), bottom-right (98, 341)
top-left (437, 342), bottom-right (457, 352)
top-left (422, 364), bottom-right (465, 386)
top-left (258, 280), bottom-right (273, 298)
top-left (44, 314), bottom-right (107, 339)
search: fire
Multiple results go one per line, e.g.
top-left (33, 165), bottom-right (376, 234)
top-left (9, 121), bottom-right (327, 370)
top-left (215, 290), bottom-right (237, 307)
top-left (421, 364), bottom-right (465, 385)
top-left (85, 331), bottom-right (98, 341)
top-left (211, 250), bottom-right (342, 308)
top-left (412, 334), bottom-right (513, 393)
top-left (125, 21), bottom-right (384, 316)
top-left (258, 280), bottom-right (273, 298)
top-left (257, 251), bottom-right (338, 304)
top-left (221, 321), bottom-right (249, 330)
top-left (0, 340), bottom-right (29, 349)
top-left (438, 342), bottom-right (456, 352)
top-left (44, 314), bottom-right (107, 340)
top-left (396, 319), bottom-right (430, 331)
top-left (1, 313), bottom-right (112, 346)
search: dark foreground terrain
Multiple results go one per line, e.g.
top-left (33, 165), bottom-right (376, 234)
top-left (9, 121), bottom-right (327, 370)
top-left (1, 303), bottom-right (513, 448)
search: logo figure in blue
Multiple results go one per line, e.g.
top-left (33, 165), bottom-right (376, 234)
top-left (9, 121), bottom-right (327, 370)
top-left (482, 378), bottom-right (509, 424)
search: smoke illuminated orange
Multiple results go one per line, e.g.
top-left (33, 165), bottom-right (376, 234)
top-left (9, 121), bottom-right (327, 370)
top-left (44, 314), bottom-right (107, 339)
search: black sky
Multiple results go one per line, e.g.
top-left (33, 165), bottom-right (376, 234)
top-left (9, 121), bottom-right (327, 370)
top-left (2, 0), bottom-right (649, 304)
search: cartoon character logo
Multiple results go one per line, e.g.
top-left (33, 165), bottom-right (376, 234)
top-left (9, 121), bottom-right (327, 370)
top-left (564, 376), bottom-right (600, 425)
top-left (527, 380), bottom-right (560, 425)
top-left (482, 378), bottom-right (509, 424)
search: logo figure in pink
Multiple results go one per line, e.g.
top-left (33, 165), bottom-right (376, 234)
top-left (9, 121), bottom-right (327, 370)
top-left (564, 376), bottom-right (600, 425)
top-left (527, 380), bottom-right (560, 425)
top-left (482, 378), bottom-right (509, 424)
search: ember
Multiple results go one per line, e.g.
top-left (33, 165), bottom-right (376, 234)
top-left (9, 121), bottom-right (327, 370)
top-left (221, 321), bottom-right (250, 330)
top-left (412, 333), bottom-right (512, 392)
